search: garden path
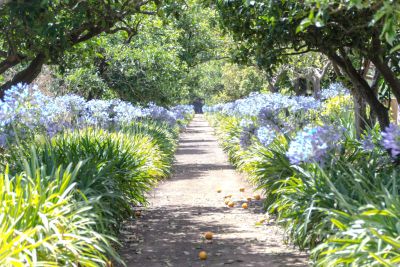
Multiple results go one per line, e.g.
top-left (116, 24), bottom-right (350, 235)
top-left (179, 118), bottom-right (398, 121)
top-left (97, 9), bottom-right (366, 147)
top-left (119, 114), bottom-right (308, 267)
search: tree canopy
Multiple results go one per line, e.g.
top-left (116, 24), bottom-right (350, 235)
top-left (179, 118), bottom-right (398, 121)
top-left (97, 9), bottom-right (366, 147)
top-left (0, 0), bottom-right (163, 96)
top-left (216, 0), bottom-right (400, 128)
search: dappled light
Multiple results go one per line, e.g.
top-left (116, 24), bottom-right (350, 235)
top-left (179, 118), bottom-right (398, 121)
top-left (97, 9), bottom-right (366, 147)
top-left (1, 1), bottom-right (399, 266)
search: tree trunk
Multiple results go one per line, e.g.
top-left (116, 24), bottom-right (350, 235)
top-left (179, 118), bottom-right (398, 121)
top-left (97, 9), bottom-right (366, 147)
top-left (370, 32), bottom-right (400, 105)
top-left (294, 77), bottom-right (307, 96)
top-left (312, 76), bottom-right (321, 99)
top-left (0, 55), bottom-right (24, 75)
top-left (328, 51), bottom-right (389, 129)
top-left (369, 69), bottom-right (381, 125)
top-left (353, 94), bottom-right (368, 136)
top-left (0, 53), bottom-right (46, 98)
top-left (312, 62), bottom-right (331, 99)
top-left (267, 80), bottom-right (278, 93)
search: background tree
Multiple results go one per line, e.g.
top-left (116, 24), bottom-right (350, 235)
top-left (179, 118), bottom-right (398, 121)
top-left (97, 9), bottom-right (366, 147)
top-left (46, 1), bottom-right (267, 106)
top-left (0, 0), bottom-right (163, 97)
top-left (216, 0), bottom-right (400, 130)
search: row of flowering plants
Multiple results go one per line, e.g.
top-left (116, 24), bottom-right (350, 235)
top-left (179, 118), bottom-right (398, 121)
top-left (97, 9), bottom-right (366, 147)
top-left (204, 83), bottom-right (400, 266)
top-left (0, 84), bottom-right (194, 266)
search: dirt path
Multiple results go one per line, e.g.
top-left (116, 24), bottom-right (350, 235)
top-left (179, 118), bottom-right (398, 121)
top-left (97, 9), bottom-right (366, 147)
top-left (119, 115), bottom-right (308, 267)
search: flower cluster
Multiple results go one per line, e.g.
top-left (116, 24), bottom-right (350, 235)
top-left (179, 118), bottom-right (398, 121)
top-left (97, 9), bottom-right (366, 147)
top-left (256, 126), bottom-right (276, 147)
top-left (0, 84), bottom-right (194, 147)
top-left (171, 105), bottom-right (194, 121)
top-left (320, 83), bottom-right (350, 100)
top-left (381, 124), bottom-right (400, 158)
top-left (286, 125), bottom-right (344, 165)
top-left (205, 83), bottom-right (350, 119)
top-left (144, 103), bottom-right (177, 126)
top-left (239, 119), bottom-right (256, 149)
top-left (205, 93), bottom-right (321, 118)
top-left (361, 134), bottom-right (375, 152)
top-left (204, 83), bottom-right (351, 153)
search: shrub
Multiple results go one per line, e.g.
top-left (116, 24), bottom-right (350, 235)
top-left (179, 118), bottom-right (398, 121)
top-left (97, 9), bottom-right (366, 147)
top-left (205, 90), bottom-right (400, 265)
top-left (312, 162), bottom-right (400, 266)
top-left (9, 127), bottom-right (171, 233)
top-left (0, 155), bottom-right (119, 266)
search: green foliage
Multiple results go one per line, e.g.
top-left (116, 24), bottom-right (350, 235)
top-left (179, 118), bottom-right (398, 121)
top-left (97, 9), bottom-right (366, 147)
top-left (0, 156), bottom-right (118, 266)
top-left (243, 137), bottom-right (294, 210)
top-left (215, 0), bottom-right (399, 128)
top-left (10, 124), bottom-right (176, 233)
top-left (120, 119), bottom-right (179, 164)
top-left (174, 1), bottom-right (230, 68)
top-left (207, 114), bottom-right (243, 165)
top-left (208, 111), bottom-right (400, 265)
top-left (51, 1), bottom-right (231, 105)
top-left (210, 64), bottom-right (267, 104)
top-left (1, 117), bottom-right (184, 264)
top-left (313, 190), bottom-right (400, 266)
top-left (58, 67), bottom-right (116, 100)
top-left (0, 0), bottom-right (163, 92)
top-left (304, 0), bottom-right (400, 48)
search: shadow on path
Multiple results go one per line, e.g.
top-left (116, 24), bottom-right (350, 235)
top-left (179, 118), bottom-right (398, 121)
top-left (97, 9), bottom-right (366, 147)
top-left (118, 115), bottom-right (308, 267)
top-left (120, 205), bottom-right (307, 267)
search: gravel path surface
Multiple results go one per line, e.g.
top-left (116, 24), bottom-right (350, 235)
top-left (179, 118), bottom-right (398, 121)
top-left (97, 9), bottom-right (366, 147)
top-left (119, 115), bottom-right (308, 267)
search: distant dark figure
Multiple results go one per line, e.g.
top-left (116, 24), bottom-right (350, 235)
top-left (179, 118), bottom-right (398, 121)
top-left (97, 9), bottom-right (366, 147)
top-left (193, 98), bottom-right (204, 114)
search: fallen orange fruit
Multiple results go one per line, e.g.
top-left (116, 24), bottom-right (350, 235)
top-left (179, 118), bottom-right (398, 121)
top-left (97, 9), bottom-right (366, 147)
top-left (204, 232), bottom-right (213, 240)
top-left (199, 251), bottom-right (207, 260)
top-left (135, 211), bottom-right (142, 217)
top-left (216, 189), bottom-right (222, 193)
top-left (239, 187), bottom-right (245, 192)
top-left (253, 194), bottom-right (261, 200)
top-left (224, 199), bottom-right (230, 205)
top-left (242, 203), bottom-right (248, 209)
top-left (228, 201), bottom-right (235, 208)
top-left (247, 197), bottom-right (252, 201)
top-left (224, 194), bottom-right (232, 199)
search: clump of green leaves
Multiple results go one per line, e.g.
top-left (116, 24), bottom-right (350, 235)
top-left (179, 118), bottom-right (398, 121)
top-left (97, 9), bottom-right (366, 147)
top-left (0, 155), bottom-right (119, 266)
top-left (208, 112), bottom-right (400, 266)
top-left (10, 124), bottom-right (176, 233)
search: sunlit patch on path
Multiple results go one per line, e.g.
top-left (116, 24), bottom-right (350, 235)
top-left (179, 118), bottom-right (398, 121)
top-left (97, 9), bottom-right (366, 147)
top-left (119, 114), bottom-right (308, 266)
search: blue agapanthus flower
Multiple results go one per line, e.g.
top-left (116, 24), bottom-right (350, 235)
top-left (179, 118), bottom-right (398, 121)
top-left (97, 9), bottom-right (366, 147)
top-left (0, 84), bottom-right (194, 147)
top-left (320, 83), bottom-right (350, 100)
top-left (287, 125), bottom-right (343, 165)
top-left (171, 105), bottom-right (194, 120)
top-left (256, 126), bottom-right (276, 147)
top-left (382, 124), bottom-right (400, 158)
top-left (239, 121), bottom-right (256, 149)
top-left (361, 134), bottom-right (375, 152)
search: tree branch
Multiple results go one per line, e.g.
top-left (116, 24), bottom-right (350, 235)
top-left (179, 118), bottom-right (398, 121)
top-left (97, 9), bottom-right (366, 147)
top-left (0, 54), bottom-right (26, 75)
top-left (280, 49), bottom-right (315, 56)
top-left (0, 53), bottom-right (46, 97)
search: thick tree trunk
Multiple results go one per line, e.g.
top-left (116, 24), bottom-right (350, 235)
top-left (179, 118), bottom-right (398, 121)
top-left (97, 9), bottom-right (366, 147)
top-left (370, 32), bottom-right (400, 105)
top-left (0, 54), bottom-right (24, 75)
top-left (0, 53), bottom-right (46, 98)
top-left (328, 52), bottom-right (389, 129)
top-left (294, 77), bottom-right (307, 96)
